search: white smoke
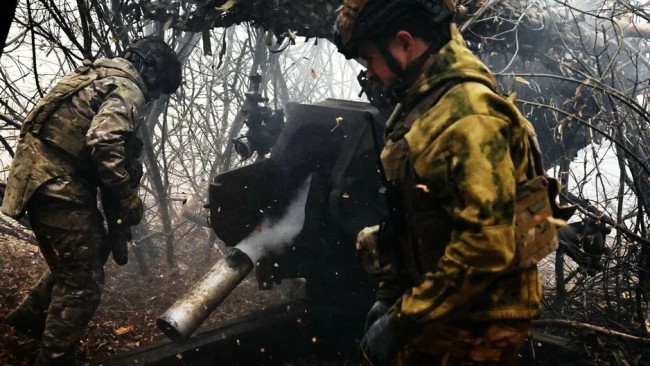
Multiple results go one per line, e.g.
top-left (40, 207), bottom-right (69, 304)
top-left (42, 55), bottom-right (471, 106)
top-left (235, 175), bottom-right (312, 264)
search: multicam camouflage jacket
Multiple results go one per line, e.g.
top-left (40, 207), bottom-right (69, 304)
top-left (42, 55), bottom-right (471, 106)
top-left (376, 23), bottom-right (558, 330)
top-left (1, 58), bottom-right (146, 221)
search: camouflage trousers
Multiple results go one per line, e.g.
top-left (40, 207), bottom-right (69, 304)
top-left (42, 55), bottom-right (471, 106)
top-left (397, 320), bottom-right (530, 366)
top-left (14, 193), bottom-right (108, 361)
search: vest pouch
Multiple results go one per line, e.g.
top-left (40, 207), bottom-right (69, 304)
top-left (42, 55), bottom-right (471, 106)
top-left (21, 61), bottom-right (141, 159)
top-left (512, 175), bottom-right (559, 269)
top-left (37, 113), bottom-right (90, 158)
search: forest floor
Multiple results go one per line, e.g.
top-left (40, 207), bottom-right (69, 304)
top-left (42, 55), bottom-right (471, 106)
top-left (0, 221), bottom-right (289, 366)
top-left (2, 218), bottom-right (650, 366)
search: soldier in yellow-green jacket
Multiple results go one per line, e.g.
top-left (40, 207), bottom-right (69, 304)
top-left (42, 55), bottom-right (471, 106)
top-left (1, 38), bottom-right (181, 366)
top-left (335, 1), bottom-right (573, 365)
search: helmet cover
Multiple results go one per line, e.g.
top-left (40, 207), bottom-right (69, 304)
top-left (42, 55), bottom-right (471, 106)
top-left (334, 0), bottom-right (455, 59)
top-left (123, 37), bottom-right (182, 94)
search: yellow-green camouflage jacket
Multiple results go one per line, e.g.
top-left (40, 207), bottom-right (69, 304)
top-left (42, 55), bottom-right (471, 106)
top-left (1, 58), bottom-right (146, 223)
top-left (381, 24), bottom-right (543, 329)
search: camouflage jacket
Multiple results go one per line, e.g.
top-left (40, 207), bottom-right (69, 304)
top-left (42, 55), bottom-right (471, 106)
top-left (1, 58), bottom-right (146, 221)
top-left (380, 24), bottom-right (543, 330)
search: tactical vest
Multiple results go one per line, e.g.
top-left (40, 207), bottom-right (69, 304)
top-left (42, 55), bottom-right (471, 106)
top-left (21, 59), bottom-right (142, 158)
top-left (378, 82), bottom-right (575, 274)
top-left (1, 59), bottom-right (144, 218)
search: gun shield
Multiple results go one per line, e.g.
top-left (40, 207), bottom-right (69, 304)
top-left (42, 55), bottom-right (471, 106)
top-left (157, 247), bottom-right (254, 343)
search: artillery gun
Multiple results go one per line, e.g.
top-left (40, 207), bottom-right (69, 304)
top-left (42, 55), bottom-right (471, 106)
top-left (88, 89), bottom-right (599, 364)
top-left (151, 94), bottom-right (594, 364)
top-left (155, 98), bottom-right (388, 363)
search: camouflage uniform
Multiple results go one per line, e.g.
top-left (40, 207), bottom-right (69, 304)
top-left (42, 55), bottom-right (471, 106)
top-left (364, 24), bottom-right (555, 365)
top-left (2, 58), bottom-right (146, 363)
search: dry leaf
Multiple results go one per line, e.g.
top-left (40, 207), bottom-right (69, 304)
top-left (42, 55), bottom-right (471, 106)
top-left (415, 184), bottom-right (430, 193)
top-left (163, 17), bottom-right (173, 31)
top-left (331, 116), bottom-right (342, 132)
top-left (547, 216), bottom-right (568, 228)
top-left (574, 84), bottom-right (583, 98)
top-left (115, 325), bottom-right (134, 336)
top-left (515, 76), bottom-right (530, 86)
top-left (288, 29), bottom-right (298, 42)
top-left (216, 0), bottom-right (237, 11)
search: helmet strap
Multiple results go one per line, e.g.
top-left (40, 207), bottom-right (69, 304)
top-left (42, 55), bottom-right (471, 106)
top-left (376, 37), bottom-right (407, 81)
top-left (377, 36), bottom-right (436, 98)
top-left (403, 43), bottom-right (436, 79)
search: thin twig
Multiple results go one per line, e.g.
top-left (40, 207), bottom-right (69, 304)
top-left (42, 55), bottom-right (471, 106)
top-left (533, 318), bottom-right (650, 343)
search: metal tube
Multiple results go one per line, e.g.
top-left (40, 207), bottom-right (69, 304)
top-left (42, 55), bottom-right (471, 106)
top-left (156, 247), bottom-right (254, 343)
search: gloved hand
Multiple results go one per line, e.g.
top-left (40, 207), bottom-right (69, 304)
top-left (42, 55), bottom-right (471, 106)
top-left (118, 194), bottom-right (143, 226)
top-left (360, 313), bottom-right (403, 366)
top-left (365, 299), bottom-right (391, 332)
top-left (126, 159), bottom-right (143, 189)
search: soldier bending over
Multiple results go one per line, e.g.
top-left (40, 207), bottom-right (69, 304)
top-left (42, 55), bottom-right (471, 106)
top-left (2, 37), bottom-right (182, 366)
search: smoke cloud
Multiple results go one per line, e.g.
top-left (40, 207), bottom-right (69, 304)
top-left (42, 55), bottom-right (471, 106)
top-left (235, 175), bottom-right (312, 264)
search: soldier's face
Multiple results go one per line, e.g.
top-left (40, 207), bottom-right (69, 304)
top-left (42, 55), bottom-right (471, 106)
top-left (146, 86), bottom-right (162, 101)
top-left (359, 41), bottom-right (397, 91)
top-left (142, 65), bottom-right (163, 101)
top-left (359, 31), bottom-right (428, 92)
top-left (359, 38), bottom-right (410, 91)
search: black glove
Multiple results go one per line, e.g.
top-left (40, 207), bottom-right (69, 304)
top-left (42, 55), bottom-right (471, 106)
top-left (101, 191), bottom-right (136, 266)
top-left (118, 194), bottom-right (143, 226)
top-left (107, 225), bottom-right (131, 266)
top-left (360, 313), bottom-right (404, 366)
top-left (365, 300), bottom-right (391, 332)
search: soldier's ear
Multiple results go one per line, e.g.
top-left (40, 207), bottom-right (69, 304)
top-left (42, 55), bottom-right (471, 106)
top-left (395, 31), bottom-right (414, 52)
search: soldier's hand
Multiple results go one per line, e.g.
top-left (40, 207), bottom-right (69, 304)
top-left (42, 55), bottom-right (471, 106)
top-left (126, 160), bottom-right (144, 189)
top-left (356, 225), bottom-right (381, 277)
top-left (118, 194), bottom-right (143, 226)
top-left (360, 313), bottom-right (402, 366)
top-left (365, 300), bottom-right (391, 332)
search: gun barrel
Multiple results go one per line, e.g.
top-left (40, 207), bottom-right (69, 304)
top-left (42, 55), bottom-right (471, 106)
top-left (157, 247), bottom-right (254, 343)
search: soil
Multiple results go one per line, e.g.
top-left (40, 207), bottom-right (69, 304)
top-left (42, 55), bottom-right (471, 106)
top-left (2, 218), bottom-right (649, 366)
top-left (0, 222), bottom-right (287, 366)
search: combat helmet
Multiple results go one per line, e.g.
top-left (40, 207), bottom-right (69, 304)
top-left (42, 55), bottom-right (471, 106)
top-left (334, 0), bottom-right (456, 59)
top-left (122, 37), bottom-right (182, 94)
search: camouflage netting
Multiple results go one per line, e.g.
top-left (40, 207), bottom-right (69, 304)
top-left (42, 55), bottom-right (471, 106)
top-left (127, 0), bottom-right (556, 50)
top-left (129, 0), bottom-right (340, 43)
top-left (126, 0), bottom-right (649, 168)
top-left (114, 0), bottom-right (650, 60)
